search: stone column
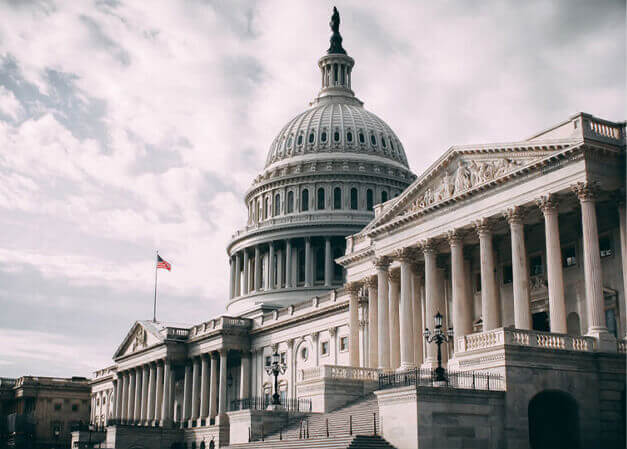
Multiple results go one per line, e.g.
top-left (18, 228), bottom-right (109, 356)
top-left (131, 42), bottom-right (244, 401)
top-left (573, 182), bottom-right (615, 348)
top-left (475, 219), bottom-right (500, 331)
top-left (285, 240), bottom-right (293, 288)
top-left (365, 276), bottom-right (378, 369)
top-left (277, 248), bottom-right (284, 288)
top-left (505, 207), bottom-right (532, 330)
top-left (229, 257), bottom-right (235, 299)
top-left (537, 195), bottom-right (567, 333)
top-left (133, 367), bottom-right (142, 421)
top-left (127, 369), bottom-right (136, 422)
top-left (388, 269), bottom-right (401, 370)
top-left (268, 242), bottom-right (275, 290)
top-left (200, 355), bottom-right (210, 419)
top-left (411, 266), bottom-right (424, 366)
top-left (422, 241), bottom-right (442, 367)
top-left (114, 374), bottom-right (123, 420)
top-left (191, 357), bottom-right (201, 421)
top-left (147, 363), bottom-right (156, 422)
top-left (286, 340), bottom-right (295, 399)
top-left (161, 360), bottom-right (172, 425)
top-left (140, 365), bottom-right (149, 423)
top-left (305, 238), bottom-right (312, 287)
top-left (239, 351), bottom-right (251, 399)
top-left (619, 199), bottom-right (627, 338)
top-left (311, 332), bottom-right (320, 367)
top-left (330, 327), bottom-right (338, 365)
top-left (242, 250), bottom-right (249, 295)
top-left (155, 361), bottom-right (164, 422)
top-left (375, 257), bottom-right (391, 369)
top-left (448, 231), bottom-right (473, 338)
top-left (234, 252), bottom-right (241, 297)
top-left (396, 249), bottom-right (416, 370)
top-left (324, 237), bottom-right (333, 287)
top-left (209, 352), bottom-right (218, 419)
top-left (218, 349), bottom-right (228, 415)
top-left (254, 246), bottom-right (262, 291)
top-left (182, 362), bottom-right (192, 422)
top-left (347, 282), bottom-right (361, 367)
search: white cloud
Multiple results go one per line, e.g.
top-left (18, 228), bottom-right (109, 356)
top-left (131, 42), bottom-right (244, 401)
top-left (0, 85), bottom-right (22, 120)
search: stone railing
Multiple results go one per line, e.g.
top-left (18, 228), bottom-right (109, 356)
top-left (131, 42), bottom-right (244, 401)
top-left (93, 366), bottom-right (117, 379)
top-left (455, 327), bottom-right (596, 354)
top-left (617, 339), bottom-right (627, 354)
top-left (189, 316), bottom-right (252, 338)
top-left (164, 327), bottom-right (190, 339)
top-left (298, 365), bottom-right (380, 382)
top-left (0, 377), bottom-right (16, 388)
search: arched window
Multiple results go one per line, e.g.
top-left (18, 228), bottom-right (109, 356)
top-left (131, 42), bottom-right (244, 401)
top-left (346, 131), bottom-right (353, 142)
top-left (264, 197), bottom-right (269, 219)
top-left (333, 187), bottom-right (342, 209)
top-left (390, 140), bottom-right (395, 151)
top-left (334, 131), bottom-right (340, 142)
top-left (381, 190), bottom-right (388, 203)
top-left (309, 131), bottom-right (315, 143)
top-left (297, 134), bottom-right (303, 146)
top-left (350, 188), bottom-right (358, 210)
top-left (381, 136), bottom-right (387, 148)
top-left (366, 189), bottom-right (373, 211)
top-left (317, 188), bottom-right (325, 210)
top-left (287, 191), bottom-right (294, 213)
top-left (287, 136), bottom-right (293, 148)
top-left (359, 132), bottom-right (365, 144)
top-left (274, 194), bottom-right (281, 216)
top-left (301, 189), bottom-right (309, 212)
top-left (370, 134), bottom-right (377, 146)
top-left (321, 131), bottom-right (327, 142)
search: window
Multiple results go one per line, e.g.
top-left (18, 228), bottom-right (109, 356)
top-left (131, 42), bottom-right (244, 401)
top-left (359, 132), bottom-right (365, 144)
top-left (315, 246), bottom-right (325, 282)
top-left (287, 136), bottom-right (293, 148)
top-left (71, 404), bottom-right (78, 412)
top-left (298, 248), bottom-right (306, 284)
top-left (350, 188), bottom-right (358, 210)
top-left (321, 131), bottom-right (327, 142)
top-left (317, 188), bottom-right (325, 210)
top-left (264, 197), bottom-right (269, 219)
top-left (475, 273), bottom-right (482, 292)
top-left (600, 236), bottom-right (612, 257)
top-left (54, 403), bottom-right (62, 411)
top-left (51, 421), bottom-right (63, 438)
top-left (301, 189), bottom-right (309, 212)
top-left (320, 341), bottom-right (329, 356)
top-left (280, 390), bottom-right (287, 404)
top-left (370, 135), bottom-right (376, 146)
top-left (297, 134), bottom-right (303, 145)
top-left (274, 194), bottom-right (281, 216)
top-left (532, 312), bottom-right (550, 332)
top-left (339, 336), bottom-right (348, 352)
top-left (381, 136), bottom-right (387, 148)
top-left (502, 264), bottom-right (513, 285)
top-left (333, 246), bottom-right (344, 282)
top-left (334, 131), bottom-right (340, 142)
top-left (346, 131), bottom-right (353, 142)
top-left (264, 390), bottom-right (271, 406)
top-left (366, 189), bottom-right (374, 211)
top-left (562, 246), bottom-right (576, 267)
top-left (301, 347), bottom-right (309, 360)
top-left (333, 187), bottom-right (342, 209)
top-left (287, 191), bottom-right (294, 213)
top-left (529, 255), bottom-right (543, 276)
top-left (265, 356), bottom-right (271, 367)
top-left (390, 140), bottom-right (395, 151)
top-left (309, 131), bottom-right (315, 144)
top-left (280, 352), bottom-right (286, 364)
top-left (381, 191), bottom-right (388, 203)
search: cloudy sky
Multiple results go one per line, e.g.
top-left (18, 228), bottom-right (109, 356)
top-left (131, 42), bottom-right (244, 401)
top-left (0, 0), bottom-right (624, 378)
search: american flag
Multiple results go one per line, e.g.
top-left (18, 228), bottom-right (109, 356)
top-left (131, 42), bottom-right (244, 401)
top-left (156, 255), bottom-right (171, 271)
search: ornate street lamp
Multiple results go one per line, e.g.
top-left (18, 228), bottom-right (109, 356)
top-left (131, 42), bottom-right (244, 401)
top-left (423, 311), bottom-right (454, 383)
top-left (264, 351), bottom-right (286, 408)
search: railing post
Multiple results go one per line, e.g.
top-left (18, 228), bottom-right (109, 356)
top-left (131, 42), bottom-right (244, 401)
top-left (373, 412), bottom-right (377, 435)
top-left (248, 426), bottom-right (251, 442)
top-left (349, 414), bottom-right (353, 435)
top-left (326, 417), bottom-right (329, 437)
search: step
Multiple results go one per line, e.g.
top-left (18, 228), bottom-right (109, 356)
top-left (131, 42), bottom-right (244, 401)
top-left (224, 435), bottom-right (396, 449)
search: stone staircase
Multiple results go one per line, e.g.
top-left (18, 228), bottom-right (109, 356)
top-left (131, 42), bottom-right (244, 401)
top-left (225, 435), bottom-right (395, 449)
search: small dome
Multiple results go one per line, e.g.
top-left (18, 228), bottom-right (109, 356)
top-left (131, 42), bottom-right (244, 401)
top-left (264, 101), bottom-right (409, 170)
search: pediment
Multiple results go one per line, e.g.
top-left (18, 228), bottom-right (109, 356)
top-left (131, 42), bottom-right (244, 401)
top-left (366, 139), bottom-right (581, 233)
top-left (113, 321), bottom-right (163, 359)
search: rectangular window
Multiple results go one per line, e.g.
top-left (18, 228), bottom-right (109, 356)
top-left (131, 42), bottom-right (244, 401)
top-left (265, 356), bottom-right (271, 367)
top-left (280, 352), bottom-right (286, 364)
top-left (529, 255), bottom-right (543, 276)
top-left (320, 341), bottom-right (329, 356)
top-left (280, 390), bottom-right (287, 404)
top-left (54, 403), bottom-right (62, 411)
top-left (600, 236), bottom-right (612, 257)
top-left (502, 265), bottom-right (513, 284)
top-left (71, 404), bottom-right (78, 412)
top-left (562, 246), bottom-right (577, 267)
top-left (339, 336), bottom-right (348, 352)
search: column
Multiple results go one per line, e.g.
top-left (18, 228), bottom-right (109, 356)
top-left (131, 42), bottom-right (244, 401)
top-left (161, 360), bottom-right (172, 425)
top-left (127, 369), bottom-right (136, 422)
top-left (140, 365), bottom-right (149, 423)
top-left (147, 363), bottom-right (156, 423)
top-left (397, 249), bottom-right (415, 370)
top-left (239, 351), bottom-right (251, 399)
top-left (115, 374), bottom-right (123, 421)
top-left (330, 327), bottom-right (338, 365)
top-left (234, 252), bottom-right (241, 297)
top-left (365, 276), bottom-right (378, 368)
top-left (242, 250), bottom-right (249, 295)
top-left (324, 237), bottom-right (333, 287)
top-left (276, 248), bottom-right (284, 288)
top-left (619, 199), bottom-right (627, 338)
top-left (388, 269), bottom-right (401, 369)
top-left (411, 265), bottom-right (424, 366)
top-left (229, 257), bottom-right (235, 299)
top-left (573, 182), bottom-right (615, 347)
top-left (475, 219), bottom-right (500, 331)
top-left (200, 355), bottom-right (210, 419)
top-left (268, 242), bottom-right (275, 290)
top-left (422, 241), bottom-right (442, 367)
top-left (218, 349), bottom-right (228, 415)
top-left (209, 353), bottom-right (218, 419)
top-left (285, 240), bottom-right (293, 288)
top-left (448, 231), bottom-right (473, 338)
top-left (133, 368), bottom-right (142, 421)
top-left (304, 238), bottom-right (312, 287)
top-left (286, 341), bottom-right (295, 399)
top-left (182, 362), bottom-right (192, 422)
top-left (191, 357), bottom-right (201, 421)
top-left (375, 257), bottom-right (391, 369)
top-left (155, 361), bottom-right (164, 422)
top-left (254, 246), bottom-right (262, 291)
top-left (537, 195), bottom-right (567, 333)
top-left (347, 282), bottom-right (361, 367)
top-left (505, 207), bottom-right (532, 329)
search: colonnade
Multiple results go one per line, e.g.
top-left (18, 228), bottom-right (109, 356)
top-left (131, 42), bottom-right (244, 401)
top-left (229, 237), bottom-right (338, 299)
top-left (90, 389), bottom-right (112, 428)
top-left (347, 183), bottom-right (619, 370)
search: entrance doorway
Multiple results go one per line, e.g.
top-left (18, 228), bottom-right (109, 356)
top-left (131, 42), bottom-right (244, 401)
top-left (528, 390), bottom-right (579, 449)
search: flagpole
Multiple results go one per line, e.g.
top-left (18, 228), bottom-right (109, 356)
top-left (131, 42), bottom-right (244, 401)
top-left (153, 250), bottom-right (158, 322)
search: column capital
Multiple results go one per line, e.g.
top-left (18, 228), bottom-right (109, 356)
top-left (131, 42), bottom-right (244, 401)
top-left (359, 319), bottom-right (368, 329)
top-left (345, 281), bottom-right (362, 294)
top-left (218, 348), bottom-right (228, 357)
top-left (210, 351), bottom-right (219, 360)
top-left (473, 217), bottom-right (494, 236)
top-left (420, 239), bottom-right (438, 255)
top-left (446, 230), bottom-right (466, 246)
top-left (388, 268), bottom-right (401, 283)
top-left (571, 181), bottom-right (600, 202)
top-left (364, 275), bottom-right (378, 288)
top-left (504, 205), bottom-right (526, 224)
top-left (287, 338), bottom-right (295, 349)
top-left (373, 256), bottom-right (391, 269)
top-left (536, 193), bottom-right (559, 214)
top-left (392, 247), bottom-right (418, 262)
top-left (311, 331), bottom-right (319, 341)
top-left (328, 326), bottom-right (337, 337)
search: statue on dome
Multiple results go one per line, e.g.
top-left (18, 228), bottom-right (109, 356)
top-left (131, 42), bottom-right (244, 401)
top-left (328, 7), bottom-right (347, 54)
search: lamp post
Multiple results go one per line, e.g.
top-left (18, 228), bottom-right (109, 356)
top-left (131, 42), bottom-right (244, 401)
top-left (264, 351), bottom-right (286, 409)
top-left (423, 311), bottom-right (454, 383)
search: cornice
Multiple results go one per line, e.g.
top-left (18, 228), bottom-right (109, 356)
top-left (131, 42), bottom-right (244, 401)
top-left (249, 301), bottom-right (348, 336)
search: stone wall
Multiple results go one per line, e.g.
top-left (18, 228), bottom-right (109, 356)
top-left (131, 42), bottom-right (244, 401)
top-left (105, 424), bottom-right (182, 449)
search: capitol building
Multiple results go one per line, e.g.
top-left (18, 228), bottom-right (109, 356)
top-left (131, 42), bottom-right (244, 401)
top-left (78, 9), bottom-right (626, 449)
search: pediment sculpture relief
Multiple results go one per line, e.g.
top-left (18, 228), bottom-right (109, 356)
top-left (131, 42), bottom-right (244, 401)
top-left (131, 326), bottom-right (147, 352)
